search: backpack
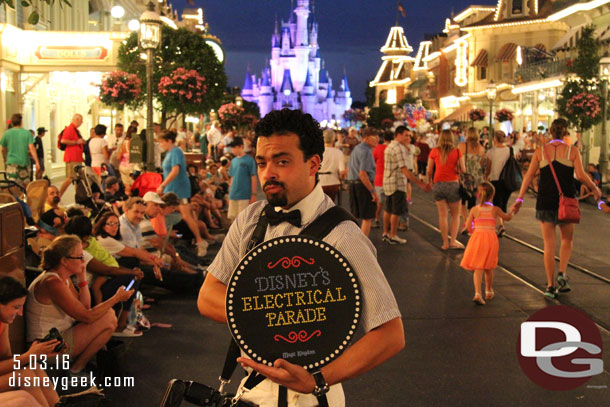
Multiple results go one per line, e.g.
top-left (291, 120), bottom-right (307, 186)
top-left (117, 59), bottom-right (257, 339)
top-left (499, 146), bottom-right (523, 192)
top-left (57, 129), bottom-right (66, 151)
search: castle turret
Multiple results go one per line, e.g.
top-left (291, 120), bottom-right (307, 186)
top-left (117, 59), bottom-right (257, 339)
top-left (241, 67), bottom-right (254, 102)
top-left (295, 0), bottom-right (310, 47)
top-left (259, 67), bottom-right (273, 118)
top-left (302, 68), bottom-right (316, 115)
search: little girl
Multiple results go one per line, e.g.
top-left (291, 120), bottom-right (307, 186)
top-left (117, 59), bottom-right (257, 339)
top-left (460, 182), bottom-right (513, 305)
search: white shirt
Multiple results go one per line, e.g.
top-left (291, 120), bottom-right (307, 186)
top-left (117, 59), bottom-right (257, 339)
top-left (89, 137), bottom-right (107, 167)
top-left (97, 236), bottom-right (126, 257)
top-left (207, 127), bottom-right (222, 146)
top-left (319, 146), bottom-right (345, 186)
top-left (486, 146), bottom-right (511, 181)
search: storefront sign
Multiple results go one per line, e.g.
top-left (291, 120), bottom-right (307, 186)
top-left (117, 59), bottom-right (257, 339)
top-left (35, 46), bottom-right (109, 60)
top-left (226, 236), bottom-right (361, 370)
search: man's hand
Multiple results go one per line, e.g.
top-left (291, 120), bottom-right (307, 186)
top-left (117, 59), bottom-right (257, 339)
top-left (237, 357), bottom-right (316, 394)
top-left (132, 267), bottom-right (144, 280)
top-left (371, 191), bottom-right (378, 203)
top-left (156, 185), bottom-right (164, 195)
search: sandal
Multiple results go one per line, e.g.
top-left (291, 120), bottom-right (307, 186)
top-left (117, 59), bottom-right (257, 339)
top-left (472, 294), bottom-right (486, 305)
top-left (448, 243), bottom-right (465, 250)
top-left (485, 290), bottom-right (495, 301)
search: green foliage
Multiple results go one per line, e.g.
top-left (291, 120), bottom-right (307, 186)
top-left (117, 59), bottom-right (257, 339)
top-left (366, 103), bottom-right (394, 129)
top-left (557, 25), bottom-right (602, 131)
top-left (117, 26), bottom-right (227, 120)
top-left (2, 0), bottom-right (72, 26)
top-left (242, 100), bottom-right (260, 119)
top-left (365, 81), bottom-right (376, 107)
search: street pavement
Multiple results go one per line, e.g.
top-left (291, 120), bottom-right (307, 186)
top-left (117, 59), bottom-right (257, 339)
top-left (102, 188), bottom-right (610, 406)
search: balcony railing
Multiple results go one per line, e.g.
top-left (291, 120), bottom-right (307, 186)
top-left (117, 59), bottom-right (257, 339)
top-left (514, 58), bottom-right (570, 83)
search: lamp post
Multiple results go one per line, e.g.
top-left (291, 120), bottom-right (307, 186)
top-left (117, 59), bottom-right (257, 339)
top-left (235, 95), bottom-right (243, 107)
top-left (486, 80), bottom-right (497, 147)
top-left (139, 1), bottom-right (162, 171)
top-left (599, 57), bottom-right (610, 184)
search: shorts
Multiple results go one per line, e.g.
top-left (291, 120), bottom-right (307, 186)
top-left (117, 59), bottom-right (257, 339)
top-left (374, 186), bottom-right (386, 205)
top-left (6, 164), bottom-right (31, 185)
top-left (385, 190), bottom-right (407, 215)
top-left (119, 164), bottom-right (133, 186)
top-left (535, 210), bottom-right (570, 225)
top-left (64, 161), bottom-right (82, 180)
top-left (322, 184), bottom-right (340, 202)
top-left (417, 161), bottom-right (427, 175)
top-left (228, 199), bottom-right (250, 220)
top-left (349, 182), bottom-right (376, 220)
top-left (432, 181), bottom-right (461, 203)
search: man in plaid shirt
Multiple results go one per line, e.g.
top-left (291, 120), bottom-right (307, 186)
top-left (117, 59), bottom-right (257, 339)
top-left (382, 126), bottom-right (429, 244)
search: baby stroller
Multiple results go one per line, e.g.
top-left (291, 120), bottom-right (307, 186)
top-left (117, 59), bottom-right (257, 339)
top-left (73, 165), bottom-right (105, 218)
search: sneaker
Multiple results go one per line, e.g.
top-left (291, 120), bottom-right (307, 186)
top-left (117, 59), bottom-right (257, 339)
top-left (112, 326), bottom-right (143, 338)
top-left (382, 234), bottom-right (395, 244)
top-left (557, 273), bottom-right (571, 292)
top-left (197, 240), bottom-right (209, 257)
top-left (544, 286), bottom-right (558, 299)
top-left (388, 235), bottom-right (407, 244)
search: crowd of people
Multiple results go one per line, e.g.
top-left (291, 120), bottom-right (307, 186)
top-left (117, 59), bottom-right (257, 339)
top-left (0, 107), bottom-right (608, 404)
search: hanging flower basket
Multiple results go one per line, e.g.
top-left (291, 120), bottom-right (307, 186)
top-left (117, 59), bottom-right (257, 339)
top-left (494, 108), bottom-right (514, 122)
top-left (468, 108), bottom-right (486, 122)
top-left (565, 92), bottom-right (601, 130)
top-left (99, 71), bottom-right (142, 109)
top-left (158, 68), bottom-right (207, 105)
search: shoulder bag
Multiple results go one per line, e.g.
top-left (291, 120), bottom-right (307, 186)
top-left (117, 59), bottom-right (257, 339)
top-left (544, 146), bottom-right (580, 223)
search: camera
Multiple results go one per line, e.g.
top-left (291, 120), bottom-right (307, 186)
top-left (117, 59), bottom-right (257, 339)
top-left (160, 379), bottom-right (256, 407)
top-left (40, 327), bottom-right (67, 353)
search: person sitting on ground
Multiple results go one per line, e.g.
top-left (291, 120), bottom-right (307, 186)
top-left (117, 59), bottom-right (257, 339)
top-left (579, 163), bottom-right (601, 201)
top-left (95, 198), bottom-right (163, 279)
top-left (43, 185), bottom-right (64, 214)
top-left (25, 235), bottom-right (133, 374)
top-left (103, 176), bottom-right (128, 215)
top-left (0, 277), bottom-right (60, 407)
top-left (65, 215), bottom-right (144, 337)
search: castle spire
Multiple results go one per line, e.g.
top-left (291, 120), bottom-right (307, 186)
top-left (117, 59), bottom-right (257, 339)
top-left (243, 66), bottom-right (253, 90)
top-left (280, 69), bottom-right (294, 93)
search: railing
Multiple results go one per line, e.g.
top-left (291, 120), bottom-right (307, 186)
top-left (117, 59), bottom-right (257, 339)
top-left (514, 58), bottom-right (570, 83)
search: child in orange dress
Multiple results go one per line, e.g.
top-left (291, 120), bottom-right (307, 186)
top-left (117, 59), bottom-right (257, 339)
top-left (460, 182), bottom-right (513, 305)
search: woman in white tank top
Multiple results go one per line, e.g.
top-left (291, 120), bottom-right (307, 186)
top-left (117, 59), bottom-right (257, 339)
top-left (26, 235), bottom-right (133, 374)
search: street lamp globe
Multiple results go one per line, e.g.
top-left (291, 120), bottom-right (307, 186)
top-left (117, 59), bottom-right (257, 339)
top-left (139, 2), bottom-right (162, 50)
top-left (599, 57), bottom-right (610, 79)
top-left (236, 95), bottom-right (243, 107)
top-left (111, 6), bottom-right (125, 19)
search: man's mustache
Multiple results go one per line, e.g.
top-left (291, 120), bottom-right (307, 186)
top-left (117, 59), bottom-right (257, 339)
top-left (263, 181), bottom-right (285, 189)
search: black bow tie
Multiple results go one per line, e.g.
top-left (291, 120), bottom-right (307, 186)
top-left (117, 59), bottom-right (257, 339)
top-left (264, 208), bottom-right (302, 227)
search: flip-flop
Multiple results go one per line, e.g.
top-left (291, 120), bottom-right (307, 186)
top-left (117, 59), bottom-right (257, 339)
top-left (449, 243), bottom-right (465, 250)
top-left (441, 245), bottom-right (449, 251)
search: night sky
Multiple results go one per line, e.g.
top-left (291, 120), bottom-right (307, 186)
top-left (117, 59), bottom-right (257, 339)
top-left (170, 0), bottom-right (494, 102)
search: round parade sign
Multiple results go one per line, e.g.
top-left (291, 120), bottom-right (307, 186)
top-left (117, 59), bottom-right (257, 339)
top-left (226, 235), bottom-right (361, 370)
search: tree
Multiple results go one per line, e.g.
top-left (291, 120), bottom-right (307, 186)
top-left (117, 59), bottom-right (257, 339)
top-left (557, 25), bottom-right (602, 132)
top-left (366, 103), bottom-right (394, 129)
top-left (117, 26), bottom-right (227, 127)
top-left (1, 0), bottom-right (71, 25)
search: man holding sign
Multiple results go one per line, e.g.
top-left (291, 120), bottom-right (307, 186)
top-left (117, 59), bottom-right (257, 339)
top-left (198, 109), bottom-right (404, 407)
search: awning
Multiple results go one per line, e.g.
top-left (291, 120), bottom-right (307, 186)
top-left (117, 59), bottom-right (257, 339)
top-left (495, 43), bottom-right (518, 62)
top-left (470, 49), bottom-right (488, 67)
top-left (435, 104), bottom-right (474, 123)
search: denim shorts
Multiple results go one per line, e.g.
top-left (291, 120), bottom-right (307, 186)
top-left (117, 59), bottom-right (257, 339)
top-left (535, 210), bottom-right (570, 225)
top-left (432, 181), bottom-right (461, 203)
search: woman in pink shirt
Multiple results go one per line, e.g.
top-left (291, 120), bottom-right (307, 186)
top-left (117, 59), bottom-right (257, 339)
top-left (427, 130), bottom-right (466, 250)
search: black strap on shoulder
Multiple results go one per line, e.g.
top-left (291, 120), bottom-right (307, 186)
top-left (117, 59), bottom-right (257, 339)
top-left (299, 205), bottom-right (358, 239)
top-left (221, 203), bottom-right (356, 404)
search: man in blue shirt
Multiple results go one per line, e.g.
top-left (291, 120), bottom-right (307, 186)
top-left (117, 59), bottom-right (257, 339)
top-left (347, 127), bottom-right (379, 237)
top-left (227, 136), bottom-right (258, 222)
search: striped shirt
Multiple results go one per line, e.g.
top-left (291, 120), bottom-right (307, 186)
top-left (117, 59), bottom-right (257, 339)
top-left (208, 183), bottom-right (401, 333)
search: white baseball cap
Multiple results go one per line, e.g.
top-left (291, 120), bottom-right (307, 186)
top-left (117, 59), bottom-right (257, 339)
top-left (143, 191), bottom-right (164, 204)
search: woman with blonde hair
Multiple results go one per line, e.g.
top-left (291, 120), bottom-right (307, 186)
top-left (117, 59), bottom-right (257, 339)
top-left (457, 127), bottom-right (486, 231)
top-left (26, 235), bottom-right (133, 374)
top-left (427, 129), bottom-right (466, 250)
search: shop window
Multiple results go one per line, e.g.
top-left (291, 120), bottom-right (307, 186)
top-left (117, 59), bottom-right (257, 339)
top-left (478, 67), bottom-right (487, 80)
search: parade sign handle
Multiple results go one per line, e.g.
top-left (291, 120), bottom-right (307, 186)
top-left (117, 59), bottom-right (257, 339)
top-left (226, 236), bottom-right (361, 370)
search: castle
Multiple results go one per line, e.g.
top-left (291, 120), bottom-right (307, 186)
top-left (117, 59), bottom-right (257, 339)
top-left (241, 0), bottom-right (352, 124)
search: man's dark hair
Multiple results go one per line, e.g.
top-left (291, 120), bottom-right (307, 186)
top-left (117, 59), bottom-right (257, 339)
top-left (383, 131), bottom-right (394, 142)
top-left (0, 276), bottom-right (27, 305)
top-left (10, 113), bottom-right (22, 127)
top-left (395, 125), bottom-right (408, 136)
top-left (65, 215), bottom-right (92, 239)
top-left (115, 123), bottom-right (124, 129)
top-left (94, 124), bottom-right (107, 136)
top-left (254, 109), bottom-right (324, 161)
top-left (66, 207), bottom-right (85, 218)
